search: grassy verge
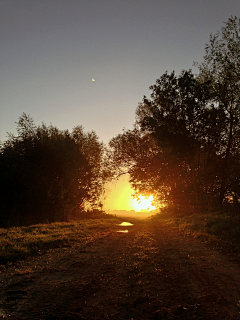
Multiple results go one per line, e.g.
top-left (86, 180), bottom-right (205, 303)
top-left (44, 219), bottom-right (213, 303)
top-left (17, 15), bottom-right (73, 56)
top-left (0, 218), bottom-right (120, 266)
top-left (152, 209), bottom-right (240, 254)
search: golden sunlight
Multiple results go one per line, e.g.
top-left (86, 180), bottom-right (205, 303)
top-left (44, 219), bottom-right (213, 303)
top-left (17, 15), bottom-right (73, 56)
top-left (104, 175), bottom-right (136, 211)
top-left (104, 175), bottom-right (157, 217)
top-left (133, 195), bottom-right (156, 212)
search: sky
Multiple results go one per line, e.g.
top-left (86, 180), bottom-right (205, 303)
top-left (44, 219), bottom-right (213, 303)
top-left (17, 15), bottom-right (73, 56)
top-left (1, 0), bottom-right (240, 211)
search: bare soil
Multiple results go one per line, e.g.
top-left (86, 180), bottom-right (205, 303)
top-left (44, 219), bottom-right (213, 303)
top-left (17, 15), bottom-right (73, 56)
top-left (1, 219), bottom-right (240, 319)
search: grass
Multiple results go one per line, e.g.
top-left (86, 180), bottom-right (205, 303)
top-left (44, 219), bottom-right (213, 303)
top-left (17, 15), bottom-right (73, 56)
top-left (152, 209), bottom-right (240, 254)
top-left (0, 218), bottom-right (120, 266)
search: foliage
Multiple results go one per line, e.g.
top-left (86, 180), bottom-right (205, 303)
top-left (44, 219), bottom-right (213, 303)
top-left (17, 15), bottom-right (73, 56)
top-left (136, 70), bottom-right (223, 210)
top-left (110, 71), bottom-right (223, 211)
top-left (0, 114), bottom-right (111, 227)
top-left (196, 16), bottom-right (240, 204)
top-left (109, 128), bottom-right (165, 204)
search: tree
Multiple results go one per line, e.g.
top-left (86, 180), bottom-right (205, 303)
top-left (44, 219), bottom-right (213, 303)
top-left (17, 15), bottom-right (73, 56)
top-left (110, 70), bottom-right (226, 212)
top-left (109, 127), bottom-right (166, 206)
top-left (196, 16), bottom-right (240, 205)
top-left (0, 114), bottom-right (110, 226)
top-left (71, 125), bottom-right (112, 208)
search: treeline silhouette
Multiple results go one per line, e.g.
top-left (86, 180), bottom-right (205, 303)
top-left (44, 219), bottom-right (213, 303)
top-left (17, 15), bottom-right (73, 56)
top-left (109, 17), bottom-right (240, 215)
top-left (0, 114), bottom-right (111, 227)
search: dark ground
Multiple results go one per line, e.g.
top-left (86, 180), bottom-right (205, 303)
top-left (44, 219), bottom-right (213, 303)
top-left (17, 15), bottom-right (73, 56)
top-left (1, 219), bottom-right (240, 319)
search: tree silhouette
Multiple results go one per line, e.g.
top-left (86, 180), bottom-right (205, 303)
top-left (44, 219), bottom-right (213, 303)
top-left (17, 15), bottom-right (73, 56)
top-left (110, 71), bottom-right (221, 212)
top-left (0, 114), bottom-right (110, 226)
top-left (196, 16), bottom-right (240, 205)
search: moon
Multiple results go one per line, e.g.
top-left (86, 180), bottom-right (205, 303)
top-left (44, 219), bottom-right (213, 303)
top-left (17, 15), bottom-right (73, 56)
top-left (92, 78), bottom-right (95, 82)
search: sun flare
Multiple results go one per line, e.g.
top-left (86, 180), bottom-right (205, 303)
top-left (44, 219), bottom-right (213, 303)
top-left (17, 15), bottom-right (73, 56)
top-left (133, 195), bottom-right (155, 212)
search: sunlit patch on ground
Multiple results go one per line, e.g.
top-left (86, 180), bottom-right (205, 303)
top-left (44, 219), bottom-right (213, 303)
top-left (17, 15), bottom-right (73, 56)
top-left (117, 221), bottom-right (133, 233)
top-left (119, 222), bottom-right (134, 226)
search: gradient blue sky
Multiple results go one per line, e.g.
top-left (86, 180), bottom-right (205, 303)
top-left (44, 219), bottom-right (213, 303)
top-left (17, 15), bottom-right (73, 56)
top-left (1, 0), bottom-right (240, 144)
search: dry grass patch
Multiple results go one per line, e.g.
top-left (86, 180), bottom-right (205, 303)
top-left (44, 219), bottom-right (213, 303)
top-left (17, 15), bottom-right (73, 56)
top-left (152, 210), bottom-right (240, 254)
top-left (0, 218), bottom-right (120, 265)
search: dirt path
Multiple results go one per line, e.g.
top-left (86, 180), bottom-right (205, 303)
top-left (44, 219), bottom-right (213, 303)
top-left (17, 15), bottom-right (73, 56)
top-left (1, 219), bottom-right (240, 319)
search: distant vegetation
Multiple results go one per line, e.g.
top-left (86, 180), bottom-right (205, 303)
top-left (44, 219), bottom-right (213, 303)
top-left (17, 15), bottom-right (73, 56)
top-left (109, 209), bottom-right (157, 219)
top-left (109, 16), bottom-right (240, 216)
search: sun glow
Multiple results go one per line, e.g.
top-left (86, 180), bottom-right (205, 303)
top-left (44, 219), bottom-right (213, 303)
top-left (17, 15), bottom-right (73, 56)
top-left (104, 175), bottom-right (157, 215)
top-left (133, 195), bottom-right (156, 212)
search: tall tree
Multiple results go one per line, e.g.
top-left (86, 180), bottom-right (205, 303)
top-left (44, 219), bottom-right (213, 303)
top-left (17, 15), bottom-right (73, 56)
top-left (110, 70), bottom-right (226, 212)
top-left (196, 16), bottom-right (240, 204)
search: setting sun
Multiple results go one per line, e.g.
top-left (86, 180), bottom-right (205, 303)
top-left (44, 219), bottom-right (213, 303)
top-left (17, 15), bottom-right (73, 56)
top-left (133, 195), bottom-right (155, 212)
top-left (104, 175), bottom-right (157, 214)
